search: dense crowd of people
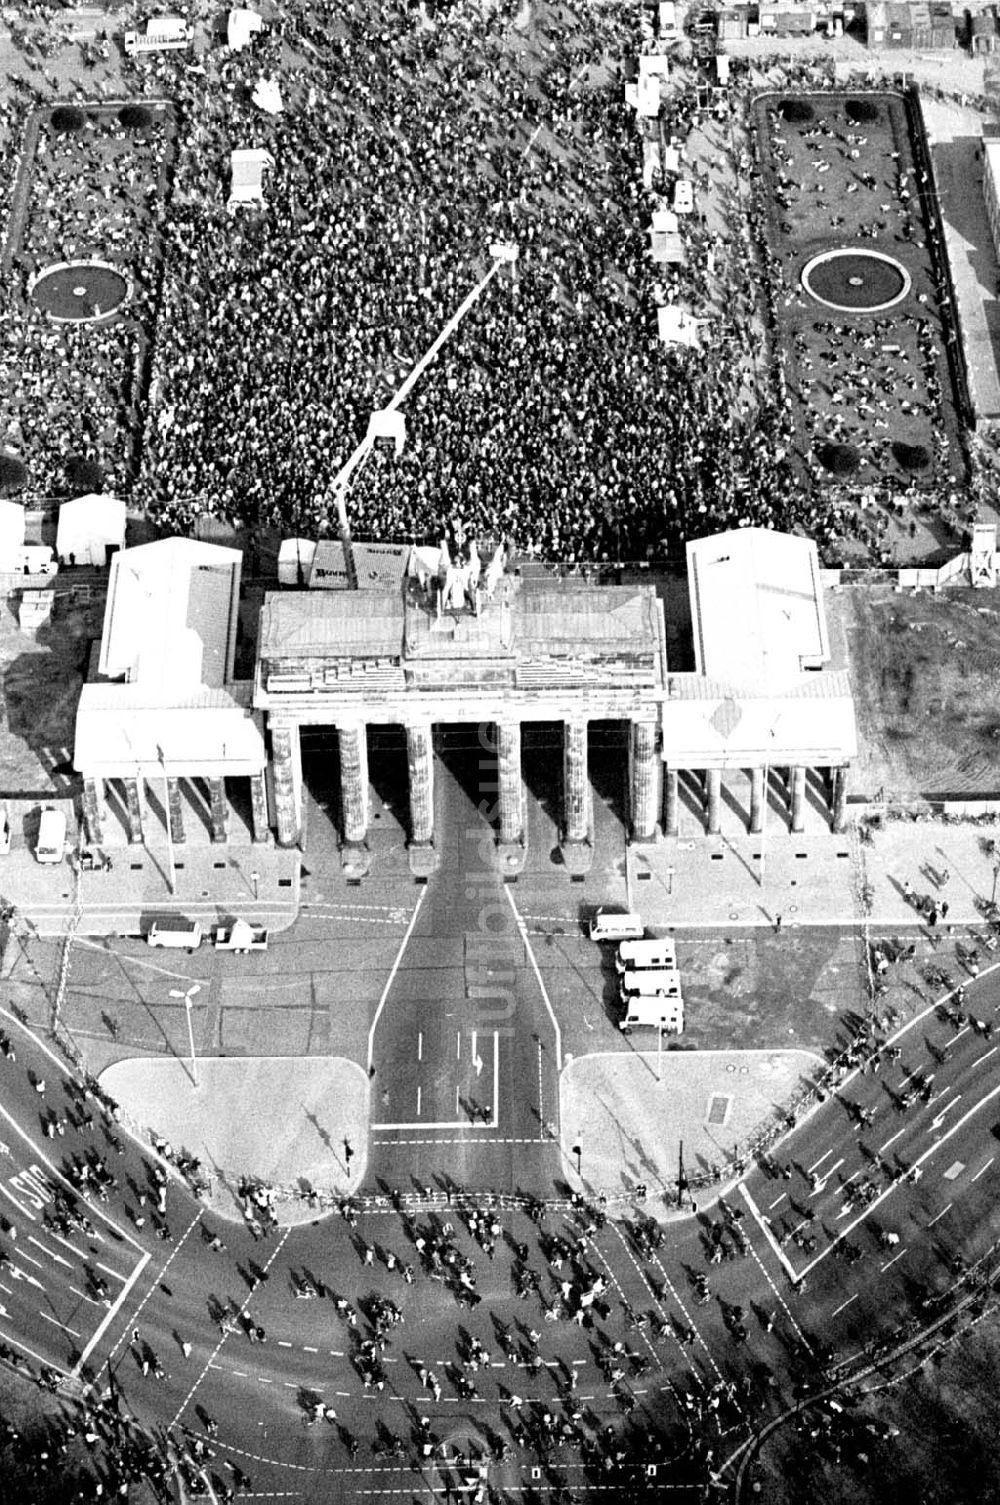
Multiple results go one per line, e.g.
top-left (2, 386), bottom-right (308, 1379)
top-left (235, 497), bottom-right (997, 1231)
top-left (0, 1), bottom-right (992, 567)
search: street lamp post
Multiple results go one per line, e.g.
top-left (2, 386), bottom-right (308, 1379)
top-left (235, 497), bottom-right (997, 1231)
top-left (169, 982), bottom-right (202, 1087)
top-left (328, 242), bottom-right (519, 581)
top-left (250, 869), bottom-right (260, 902)
top-left (657, 1016), bottom-right (665, 1083)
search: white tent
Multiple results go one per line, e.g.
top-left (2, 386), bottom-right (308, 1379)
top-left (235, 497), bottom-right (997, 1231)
top-left (56, 494), bottom-right (125, 568)
top-left (227, 6), bottom-right (264, 49)
top-left (0, 500), bottom-right (24, 571)
top-left (251, 77), bottom-right (283, 115)
top-left (228, 148), bottom-right (275, 210)
top-left (657, 306), bottom-right (707, 349)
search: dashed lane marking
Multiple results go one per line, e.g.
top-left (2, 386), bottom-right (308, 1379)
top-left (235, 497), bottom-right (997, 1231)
top-left (831, 1293), bottom-right (858, 1318)
top-left (171, 1227), bottom-right (290, 1428)
top-left (881, 1248), bottom-right (907, 1273)
top-left (743, 1237), bottom-right (813, 1354)
top-left (88, 1210), bottom-right (200, 1382)
top-left (972, 1158), bottom-right (995, 1182)
top-left (738, 1183), bottom-right (798, 1283)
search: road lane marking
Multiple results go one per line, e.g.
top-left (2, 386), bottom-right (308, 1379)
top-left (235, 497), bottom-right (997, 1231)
top-left (931, 1096), bottom-right (962, 1130)
top-left (738, 1184), bottom-right (797, 1283)
top-left (767, 1193), bottom-right (786, 1210)
top-left (88, 1211), bottom-right (202, 1382)
top-left (39, 1311), bottom-right (81, 1338)
top-left (367, 888), bottom-right (426, 1073)
top-left (493, 1029), bottom-right (499, 1122)
top-left (456, 1032), bottom-right (461, 1060)
top-left (807, 1150), bottom-right (833, 1175)
top-left (972, 1158), bottom-right (994, 1182)
top-left (278, 1340), bottom-right (292, 1347)
top-left (16, 1249), bottom-right (44, 1270)
top-left (831, 1294), bottom-right (858, 1318)
top-left (0, 1184), bottom-right (36, 1222)
top-left (94, 1261), bottom-right (127, 1285)
top-left (303, 1346), bottom-right (318, 1354)
top-left (417, 1032), bottom-right (423, 1064)
top-left (73, 1246), bottom-right (152, 1379)
top-left (416, 1086), bottom-right (422, 1117)
top-left (878, 1128), bottom-right (906, 1154)
top-left (0, 1087), bottom-right (140, 1251)
top-left (170, 1226), bottom-right (290, 1428)
top-left (0, 1328), bottom-right (70, 1377)
top-left (881, 1249), bottom-right (906, 1273)
top-left (505, 888), bottom-right (563, 1070)
top-left (927, 1203), bottom-right (952, 1228)
top-left (28, 1236), bottom-right (69, 1269)
top-left (798, 1078), bottom-right (1000, 1282)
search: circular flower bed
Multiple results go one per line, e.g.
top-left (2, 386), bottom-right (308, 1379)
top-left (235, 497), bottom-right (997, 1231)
top-left (0, 455), bottom-right (27, 494)
top-left (118, 104), bottom-right (155, 132)
top-left (66, 455), bottom-right (105, 493)
top-left (801, 249), bottom-right (911, 313)
top-left (816, 442), bottom-right (861, 476)
top-left (892, 441), bottom-right (931, 473)
top-left (50, 105), bottom-right (88, 134)
top-left (779, 99), bottom-right (814, 123)
top-left (30, 260), bottom-right (131, 323)
top-left (845, 98), bottom-right (880, 125)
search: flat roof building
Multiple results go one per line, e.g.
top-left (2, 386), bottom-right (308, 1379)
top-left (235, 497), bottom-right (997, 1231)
top-left (74, 538), bottom-right (268, 848)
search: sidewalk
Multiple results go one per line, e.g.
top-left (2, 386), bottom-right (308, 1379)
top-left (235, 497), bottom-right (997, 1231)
top-left (626, 816), bottom-right (1000, 934)
top-left (0, 797), bottom-right (300, 939)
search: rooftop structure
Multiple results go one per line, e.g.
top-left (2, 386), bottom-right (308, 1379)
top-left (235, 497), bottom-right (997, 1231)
top-left (74, 539), bottom-right (266, 844)
top-left (686, 528), bottom-right (829, 690)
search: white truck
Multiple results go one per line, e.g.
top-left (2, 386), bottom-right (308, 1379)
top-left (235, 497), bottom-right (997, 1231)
top-left (213, 919), bottom-right (269, 953)
top-left (620, 969), bottom-right (682, 1002)
top-left (616, 937), bottom-right (677, 974)
top-left (621, 994), bottom-right (684, 1033)
top-left (123, 16), bottom-right (194, 55)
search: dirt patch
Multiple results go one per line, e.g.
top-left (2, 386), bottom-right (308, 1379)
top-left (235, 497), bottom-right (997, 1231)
top-left (832, 585), bottom-right (1000, 799)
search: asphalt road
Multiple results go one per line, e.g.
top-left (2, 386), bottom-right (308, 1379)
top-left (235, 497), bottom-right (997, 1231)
top-left (367, 740), bottom-right (562, 1199)
top-left (3, 959), bottom-right (1000, 1500)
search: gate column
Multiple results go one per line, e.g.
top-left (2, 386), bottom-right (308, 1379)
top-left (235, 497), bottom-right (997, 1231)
top-left (271, 724), bottom-right (301, 848)
top-left (630, 720), bottom-right (661, 841)
top-left (562, 717), bottom-right (592, 874)
top-left (339, 721), bottom-right (371, 876)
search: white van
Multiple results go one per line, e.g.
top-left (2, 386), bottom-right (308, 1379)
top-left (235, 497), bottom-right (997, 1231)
top-left (621, 996), bottom-right (684, 1032)
top-left (147, 918), bottom-right (203, 950)
top-left (589, 909), bottom-right (644, 942)
top-left (35, 808), bottom-right (66, 864)
top-left (673, 178), bottom-right (694, 215)
top-left (616, 937), bottom-right (677, 974)
top-left (620, 969), bottom-right (682, 1001)
top-left (123, 16), bottom-right (194, 55)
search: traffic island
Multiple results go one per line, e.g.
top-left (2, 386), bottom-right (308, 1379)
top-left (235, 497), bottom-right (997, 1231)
top-left (99, 1055), bottom-right (369, 1225)
top-left (559, 1047), bottom-right (824, 1212)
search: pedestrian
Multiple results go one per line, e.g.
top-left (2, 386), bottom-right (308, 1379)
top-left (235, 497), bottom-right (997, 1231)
top-left (344, 1139), bottom-right (354, 1168)
top-left (774, 914), bottom-right (783, 933)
